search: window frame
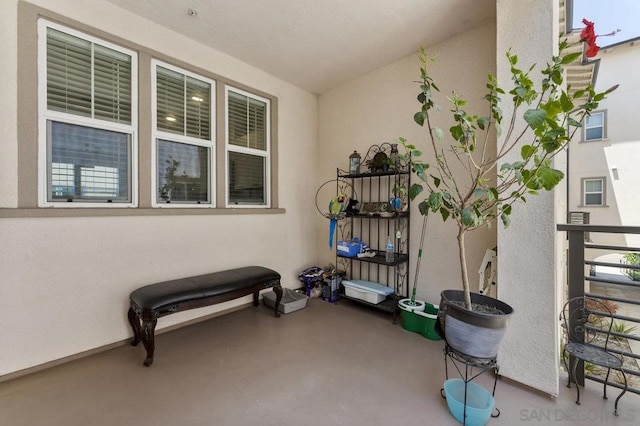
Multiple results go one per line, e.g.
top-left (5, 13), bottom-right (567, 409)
top-left (151, 60), bottom-right (216, 208)
top-left (583, 110), bottom-right (606, 142)
top-left (224, 86), bottom-right (271, 208)
top-left (582, 177), bottom-right (606, 207)
top-left (37, 19), bottom-right (138, 208)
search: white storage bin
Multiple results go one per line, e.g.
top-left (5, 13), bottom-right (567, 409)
top-left (342, 280), bottom-right (392, 304)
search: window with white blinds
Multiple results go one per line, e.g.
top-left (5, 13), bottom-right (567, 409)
top-left (153, 61), bottom-right (215, 206)
top-left (39, 20), bottom-right (137, 206)
top-left (226, 88), bottom-right (270, 207)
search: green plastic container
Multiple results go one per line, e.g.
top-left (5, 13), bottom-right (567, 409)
top-left (398, 299), bottom-right (441, 341)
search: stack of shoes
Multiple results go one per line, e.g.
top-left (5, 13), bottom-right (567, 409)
top-left (357, 243), bottom-right (376, 258)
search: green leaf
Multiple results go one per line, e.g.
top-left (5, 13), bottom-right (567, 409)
top-left (537, 166), bottom-right (564, 190)
top-left (440, 208), bottom-right (450, 222)
top-left (523, 109), bottom-right (547, 129)
top-left (428, 192), bottom-right (443, 211)
top-left (473, 188), bottom-right (486, 198)
top-left (520, 144), bottom-right (535, 160)
top-left (477, 116), bottom-right (490, 130)
top-left (500, 212), bottom-right (511, 228)
top-left (561, 51), bottom-right (582, 64)
top-left (408, 183), bottom-right (424, 200)
top-left (414, 111), bottom-right (427, 126)
top-left (432, 175), bottom-right (441, 188)
top-left (461, 209), bottom-right (476, 227)
top-left (450, 125), bottom-right (464, 142)
top-left (418, 200), bottom-right (430, 216)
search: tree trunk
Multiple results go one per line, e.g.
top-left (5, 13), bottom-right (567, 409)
top-left (457, 228), bottom-right (472, 310)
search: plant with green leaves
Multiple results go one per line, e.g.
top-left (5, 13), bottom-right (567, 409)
top-left (400, 42), bottom-right (617, 310)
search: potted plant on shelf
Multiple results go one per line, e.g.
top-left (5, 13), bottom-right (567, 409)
top-left (399, 41), bottom-right (616, 359)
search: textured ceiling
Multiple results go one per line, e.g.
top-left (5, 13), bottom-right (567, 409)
top-left (104, 0), bottom-right (496, 94)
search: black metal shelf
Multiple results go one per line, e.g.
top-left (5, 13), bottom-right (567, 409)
top-left (337, 252), bottom-right (409, 266)
top-left (338, 290), bottom-right (401, 313)
top-left (347, 212), bottom-right (409, 219)
top-left (338, 169), bottom-right (410, 179)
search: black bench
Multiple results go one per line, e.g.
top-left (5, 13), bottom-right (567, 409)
top-left (127, 266), bottom-right (282, 366)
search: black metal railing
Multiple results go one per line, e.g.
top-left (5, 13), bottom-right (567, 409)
top-left (558, 224), bottom-right (640, 396)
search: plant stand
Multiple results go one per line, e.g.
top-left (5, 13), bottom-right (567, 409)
top-left (441, 344), bottom-right (501, 425)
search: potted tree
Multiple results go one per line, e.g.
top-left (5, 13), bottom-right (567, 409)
top-left (399, 41), bottom-right (616, 359)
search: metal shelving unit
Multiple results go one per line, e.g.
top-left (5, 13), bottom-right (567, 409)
top-left (334, 143), bottom-right (410, 320)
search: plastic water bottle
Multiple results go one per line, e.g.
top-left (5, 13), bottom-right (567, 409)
top-left (385, 236), bottom-right (394, 263)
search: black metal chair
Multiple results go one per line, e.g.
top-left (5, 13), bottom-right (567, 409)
top-left (560, 296), bottom-right (628, 415)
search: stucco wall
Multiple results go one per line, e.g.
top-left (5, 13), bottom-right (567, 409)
top-left (317, 24), bottom-right (497, 310)
top-left (0, 0), bottom-right (319, 376)
top-left (496, 0), bottom-right (560, 396)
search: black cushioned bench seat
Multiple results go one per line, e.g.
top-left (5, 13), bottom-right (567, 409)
top-left (127, 266), bottom-right (282, 366)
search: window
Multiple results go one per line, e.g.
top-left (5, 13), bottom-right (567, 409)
top-left (226, 88), bottom-right (270, 207)
top-left (583, 178), bottom-right (605, 206)
top-left (584, 111), bottom-right (606, 141)
top-left (38, 20), bottom-right (137, 206)
top-left (152, 62), bottom-right (215, 206)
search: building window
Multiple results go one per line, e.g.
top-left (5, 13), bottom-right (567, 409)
top-left (583, 178), bottom-right (605, 206)
top-left (226, 87), bottom-right (270, 207)
top-left (38, 20), bottom-right (137, 206)
top-left (152, 62), bottom-right (215, 206)
top-left (584, 111), bottom-right (606, 141)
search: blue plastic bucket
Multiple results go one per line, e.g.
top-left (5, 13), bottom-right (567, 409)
top-left (443, 378), bottom-right (494, 426)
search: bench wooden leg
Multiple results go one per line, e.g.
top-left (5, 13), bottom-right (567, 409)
top-left (272, 285), bottom-right (283, 318)
top-left (141, 318), bottom-right (157, 367)
top-left (128, 307), bottom-right (141, 346)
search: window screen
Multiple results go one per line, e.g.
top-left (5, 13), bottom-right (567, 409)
top-left (156, 139), bottom-right (210, 203)
top-left (49, 121), bottom-right (131, 201)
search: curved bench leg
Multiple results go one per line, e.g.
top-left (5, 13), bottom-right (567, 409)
top-left (141, 318), bottom-right (157, 366)
top-left (273, 285), bottom-right (283, 318)
top-left (128, 307), bottom-right (141, 346)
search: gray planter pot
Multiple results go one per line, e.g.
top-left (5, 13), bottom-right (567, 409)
top-left (438, 290), bottom-right (514, 359)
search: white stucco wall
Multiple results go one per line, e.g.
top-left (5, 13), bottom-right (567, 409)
top-left (0, 0), bottom-right (319, 376)
top-left (317, 24), bottom-right (497, 309)
top-left (568, 42), bottom-right (640, 247)
top-left (496, 0), bottom-right (560, 396)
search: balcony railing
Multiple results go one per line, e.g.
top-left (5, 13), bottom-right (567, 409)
top-left (558, 224), bottom-right (640, 396)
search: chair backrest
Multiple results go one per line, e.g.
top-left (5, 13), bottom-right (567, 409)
top-left (561, 296), bottom-right (616, 350)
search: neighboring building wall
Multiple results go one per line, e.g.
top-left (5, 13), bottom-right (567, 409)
top-left (568, 41), bottom-right (640, 248)
top-left (0, 0), bottom-right (319, 377)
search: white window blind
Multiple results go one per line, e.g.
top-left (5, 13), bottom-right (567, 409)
top-left (47, 27), bottom-right (132, 124)
top-left (228, 91), bottom-right (267, 150)
top-left (156, 66), bottom-right (211, 140)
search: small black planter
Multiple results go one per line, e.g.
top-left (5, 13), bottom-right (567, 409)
top-left (438, 290), bottom-right (514, 359)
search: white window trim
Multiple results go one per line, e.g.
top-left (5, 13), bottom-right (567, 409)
top-left (582, 177), bottom-right (606, 207)
top-left (224, 86), bottom-right (271, 208)
top-left (37, 19), bottom-right (138, 208)
top-left (584, 110), bottom-right (606, 142)
top-left (151, 60), bottom-right (216, 208)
